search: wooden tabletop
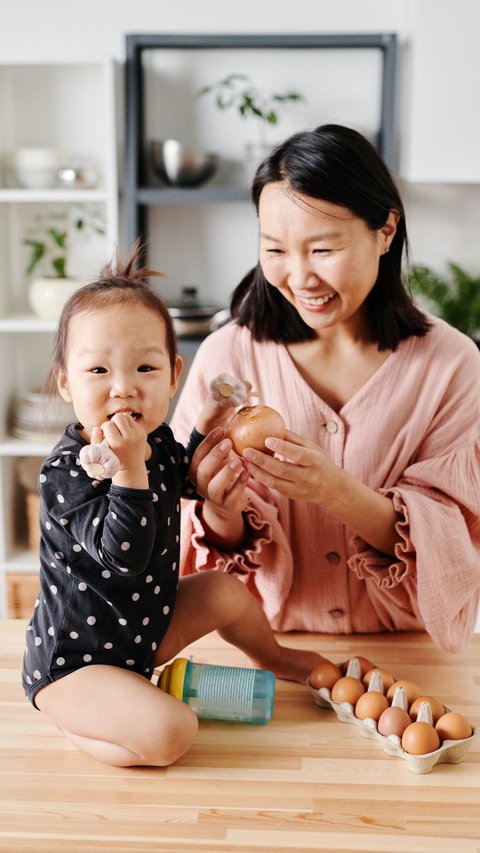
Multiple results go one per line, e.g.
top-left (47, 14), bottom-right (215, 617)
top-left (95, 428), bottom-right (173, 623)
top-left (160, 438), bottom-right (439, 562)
top-left (0, 619), bottom-right (479, 852)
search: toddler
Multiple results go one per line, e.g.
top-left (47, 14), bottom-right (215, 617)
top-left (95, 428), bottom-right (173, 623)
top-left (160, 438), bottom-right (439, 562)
top-left (22, 246), bottom-right (324, 767)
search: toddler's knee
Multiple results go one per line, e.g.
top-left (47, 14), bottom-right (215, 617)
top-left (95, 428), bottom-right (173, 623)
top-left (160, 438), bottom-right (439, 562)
top-left (147, 704), bottom-right (198, 767)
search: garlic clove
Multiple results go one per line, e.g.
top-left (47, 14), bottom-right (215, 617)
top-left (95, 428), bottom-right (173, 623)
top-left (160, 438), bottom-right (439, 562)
top-left (79, 442), bottom-right (120, 480)
top-left (209, 372), bottom-right (249, 408)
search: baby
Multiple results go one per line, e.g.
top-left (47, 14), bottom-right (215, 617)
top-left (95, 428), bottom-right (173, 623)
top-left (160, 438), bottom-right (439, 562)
top-left (22, 245), bottom-right (324, 767)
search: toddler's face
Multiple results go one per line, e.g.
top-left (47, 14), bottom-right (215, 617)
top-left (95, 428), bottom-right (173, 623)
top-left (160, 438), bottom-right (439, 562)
top-left (56, 302), bottom-right (182, 440)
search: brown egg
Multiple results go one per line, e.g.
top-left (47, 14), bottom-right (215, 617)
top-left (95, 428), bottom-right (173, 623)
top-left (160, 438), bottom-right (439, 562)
top-left (435, 712), bottom-right (473, 742)
top-left (354, 691), bottom-right (389, 721)
top-left (330, 676), bottom-right (365, 705)
top-left (363, 668), bottom-right (395, 691)
top-left (409, 695), bottom-right (445, 724)
top-left (401, 721), bottom-right (441, 755)
top-left (378, 706), bottom-right (412, 738)
top-left (340, 656), bottom-right (374, 677)
top-left (387, 679), bottom-right (421, 706)
top-left (309, 661), bottom-right (343, 690)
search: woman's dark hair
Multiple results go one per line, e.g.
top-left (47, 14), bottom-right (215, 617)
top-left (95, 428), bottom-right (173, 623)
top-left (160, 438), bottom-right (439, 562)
top-left (230, 124), bottom-right (430, 350)
top-left (45, 241), bottom-right (178, 394)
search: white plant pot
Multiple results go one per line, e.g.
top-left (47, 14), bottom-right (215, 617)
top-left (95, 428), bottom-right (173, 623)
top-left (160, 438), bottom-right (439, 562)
top-left (28, 277), bottom-right (89, 321)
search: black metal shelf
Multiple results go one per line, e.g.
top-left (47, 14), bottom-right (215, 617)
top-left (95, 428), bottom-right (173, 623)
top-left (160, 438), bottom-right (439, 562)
top-left (135, 186), bottom-right (250, 206)
top-left (124, 32), bottom-right (397, 251)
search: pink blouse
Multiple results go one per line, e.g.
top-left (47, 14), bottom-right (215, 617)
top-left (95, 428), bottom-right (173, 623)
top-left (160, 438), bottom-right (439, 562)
top-left (170, 316), bottom-right (480, 652)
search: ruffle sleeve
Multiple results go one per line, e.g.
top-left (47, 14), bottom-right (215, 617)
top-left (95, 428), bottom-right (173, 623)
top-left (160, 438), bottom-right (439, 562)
top-left (349, 441), bottom-right (480, 652)
top-left (179, 481), bottom-right (295, 624)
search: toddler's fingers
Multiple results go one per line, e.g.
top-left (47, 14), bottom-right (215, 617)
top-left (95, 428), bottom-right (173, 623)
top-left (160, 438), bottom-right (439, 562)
top-left (91, 426), bottom-right (104, 444)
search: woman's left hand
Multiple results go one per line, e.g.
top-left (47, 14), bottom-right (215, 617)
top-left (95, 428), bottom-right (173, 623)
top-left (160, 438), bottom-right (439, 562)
top-left (243, 430), bottom-right (402, 557)
top-left (241, 429), bottom-right (339, 506)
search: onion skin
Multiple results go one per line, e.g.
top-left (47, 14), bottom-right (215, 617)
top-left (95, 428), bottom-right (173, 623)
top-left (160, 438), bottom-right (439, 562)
top-left (227, 405), bottom-right (286, 454)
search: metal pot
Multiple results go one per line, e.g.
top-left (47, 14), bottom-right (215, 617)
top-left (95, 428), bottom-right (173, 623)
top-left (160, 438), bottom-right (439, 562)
top-left (168, 287), bottom-right (229, 337)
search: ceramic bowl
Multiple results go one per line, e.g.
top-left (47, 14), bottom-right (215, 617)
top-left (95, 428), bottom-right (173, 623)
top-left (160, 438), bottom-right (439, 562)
top-left (11, 147), bottom-right (62, 189)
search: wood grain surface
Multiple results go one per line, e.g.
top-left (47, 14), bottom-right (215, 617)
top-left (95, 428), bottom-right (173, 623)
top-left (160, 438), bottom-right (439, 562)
top-left (0, 620), bottom-right (479, 852)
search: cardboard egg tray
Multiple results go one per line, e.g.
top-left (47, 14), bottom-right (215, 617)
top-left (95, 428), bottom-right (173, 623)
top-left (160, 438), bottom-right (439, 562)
top-left (309, 673), bottom-right (477, 775)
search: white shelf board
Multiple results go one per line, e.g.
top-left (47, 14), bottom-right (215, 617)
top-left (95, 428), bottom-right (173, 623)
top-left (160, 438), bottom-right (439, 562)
top-left (0, 551), bottom-right (40, 572)
top-left (0, 437), bottom-right (56, 456)
top-left (0, 188), bottom-right (109, 203)
top-left (0, 314), bottom-right (56, 332)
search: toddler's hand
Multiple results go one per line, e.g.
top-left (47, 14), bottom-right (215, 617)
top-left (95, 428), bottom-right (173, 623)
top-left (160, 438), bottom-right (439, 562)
top-left (208, 373), bottom-right (249, 407)
top-left (195, 374), bottom-right (255, 436)
top-left (101, 412), bottom-right (147, 475)
top-left (79, 428), bottom-right (120, 480)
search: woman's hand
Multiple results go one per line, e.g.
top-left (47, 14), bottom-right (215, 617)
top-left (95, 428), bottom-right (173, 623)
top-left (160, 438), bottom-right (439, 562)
top-left (242, 429), bottom-right (339, 506)
top-left (242, 429), bottom-right (402, 557)
top-left (190, 429), bottom-right (250, 513)
top-left (189, 428), bottom-right (251, 548)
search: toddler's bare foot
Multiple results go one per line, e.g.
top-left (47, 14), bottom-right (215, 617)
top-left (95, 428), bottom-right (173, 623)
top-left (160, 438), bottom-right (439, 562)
top-left (252, 646), bottom-right (328, 684)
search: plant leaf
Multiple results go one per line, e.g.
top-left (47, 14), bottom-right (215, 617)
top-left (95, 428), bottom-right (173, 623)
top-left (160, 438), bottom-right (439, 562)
top-left (24, 240), bottom-right (45, 276)
top-left (48, 228), bottom-right (67, 249)
top-left (52, 257), bottom-right (67, 278)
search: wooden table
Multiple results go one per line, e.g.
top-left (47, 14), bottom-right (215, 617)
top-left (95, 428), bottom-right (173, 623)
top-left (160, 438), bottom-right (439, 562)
top-left (0, 620), bottom-right (479, 851)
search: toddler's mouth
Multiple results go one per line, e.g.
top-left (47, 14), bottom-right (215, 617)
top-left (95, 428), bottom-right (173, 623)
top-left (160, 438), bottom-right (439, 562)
top-left (108, 410), bottom-right (142, 421)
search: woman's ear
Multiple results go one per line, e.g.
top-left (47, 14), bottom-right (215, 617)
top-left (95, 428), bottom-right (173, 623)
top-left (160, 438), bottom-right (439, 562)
top-left (380, 210), bottom-right (400, 252)
top-left (169, 354), bottom-right (184, 399)
top-left (57, 371), bottom-right (72, 403)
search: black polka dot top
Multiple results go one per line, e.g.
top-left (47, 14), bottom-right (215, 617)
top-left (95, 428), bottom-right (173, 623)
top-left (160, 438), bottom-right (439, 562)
top-left (22, 422), bottom-right (202, 707)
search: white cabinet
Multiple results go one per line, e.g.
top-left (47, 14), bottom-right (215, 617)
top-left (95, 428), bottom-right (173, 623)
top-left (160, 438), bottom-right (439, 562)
top-left (0, 61), bottom-right (119, 617)
top-left (400, 0), bottom-right (480, 182)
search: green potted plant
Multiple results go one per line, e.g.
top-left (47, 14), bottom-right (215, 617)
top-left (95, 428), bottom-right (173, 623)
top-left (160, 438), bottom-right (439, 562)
top-left (23, 206), bottom-right (105, 320)
top-left (196, 73), bottom-right (304, 179)
top-left (408, 262), bottom-right (480, 346)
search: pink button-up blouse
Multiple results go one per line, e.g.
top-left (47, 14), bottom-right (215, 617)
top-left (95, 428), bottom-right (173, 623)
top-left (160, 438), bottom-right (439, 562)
top-left (170, 316), bottom-right (480, 652)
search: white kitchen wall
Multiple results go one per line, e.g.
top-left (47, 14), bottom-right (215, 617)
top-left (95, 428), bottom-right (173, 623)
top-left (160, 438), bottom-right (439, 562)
top-left (1, 0), bottom-right (479, 289)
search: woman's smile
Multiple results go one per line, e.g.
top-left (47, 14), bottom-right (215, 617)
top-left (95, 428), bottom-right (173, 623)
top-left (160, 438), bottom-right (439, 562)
top-left (298, 292), bottom-right (337, 309)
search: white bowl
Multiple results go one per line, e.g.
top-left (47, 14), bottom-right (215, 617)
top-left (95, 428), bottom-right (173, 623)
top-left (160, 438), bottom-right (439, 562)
top-left (11, 147), bottom-right (61, 189)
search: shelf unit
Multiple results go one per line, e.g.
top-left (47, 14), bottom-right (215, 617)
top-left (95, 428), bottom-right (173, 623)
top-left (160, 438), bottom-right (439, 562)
top-left (124, 32), bottom-right (397, 253)
top-left (0, 60), bottom-right (119, 617)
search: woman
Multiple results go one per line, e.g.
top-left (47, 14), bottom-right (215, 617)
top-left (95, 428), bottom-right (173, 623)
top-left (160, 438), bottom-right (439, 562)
top-left (171, 124), bottom-right (480, 653)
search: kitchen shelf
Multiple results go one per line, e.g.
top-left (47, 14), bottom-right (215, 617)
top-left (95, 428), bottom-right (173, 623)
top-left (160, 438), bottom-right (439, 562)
top-left (135, 186), bottom-right (249, 205)
top-left (0, 439), bottom-right (56, 457)
top-left (0, 314), bottom-right (57, 332)
top-left (0, 59), bottom-right (120, 617)
top-left (0, 188), bottom-right (109, 203)
top-left (124, 32), bottom-right (397, 252)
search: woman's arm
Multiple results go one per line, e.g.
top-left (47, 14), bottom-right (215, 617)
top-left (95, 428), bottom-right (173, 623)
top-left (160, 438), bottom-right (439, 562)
top-left (242, 430), bottom-right (403, 556)
top-left (188, 430), bottom-right (250, 549)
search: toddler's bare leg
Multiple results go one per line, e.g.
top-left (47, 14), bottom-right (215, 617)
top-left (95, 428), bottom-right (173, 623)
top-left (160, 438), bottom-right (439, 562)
top-left (155, 572), bottom-right (326, 683)
top-left (35, 664), bottom-right (198, 767)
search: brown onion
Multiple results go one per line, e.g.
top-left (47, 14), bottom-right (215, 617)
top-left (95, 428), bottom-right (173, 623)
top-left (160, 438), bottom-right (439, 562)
top-left (227, 405), bottom-right (286, 454)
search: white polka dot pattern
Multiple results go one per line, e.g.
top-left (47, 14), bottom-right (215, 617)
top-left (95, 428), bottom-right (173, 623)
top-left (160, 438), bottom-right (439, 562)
top-left (23, 421), bottom-right (199, 705)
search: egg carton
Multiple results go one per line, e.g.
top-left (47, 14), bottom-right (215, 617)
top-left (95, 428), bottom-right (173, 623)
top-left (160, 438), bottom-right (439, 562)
top-left (309, 669), bottom-right (477, 775)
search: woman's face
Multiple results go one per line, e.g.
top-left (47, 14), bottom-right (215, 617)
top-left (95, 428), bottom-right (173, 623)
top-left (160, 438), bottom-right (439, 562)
top-left (258, 182), bottom-right (398, 337)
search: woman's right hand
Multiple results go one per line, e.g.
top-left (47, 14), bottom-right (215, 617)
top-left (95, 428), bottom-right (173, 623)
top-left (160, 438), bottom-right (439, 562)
top-left (189, 429), bottom-right (252, 549)
top-left (190, 429), bottom-right (250, 514)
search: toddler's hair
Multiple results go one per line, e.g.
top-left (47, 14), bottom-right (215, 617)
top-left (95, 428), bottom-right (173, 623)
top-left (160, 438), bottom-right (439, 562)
top-left (45, 242), bottom-right (177, 394)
